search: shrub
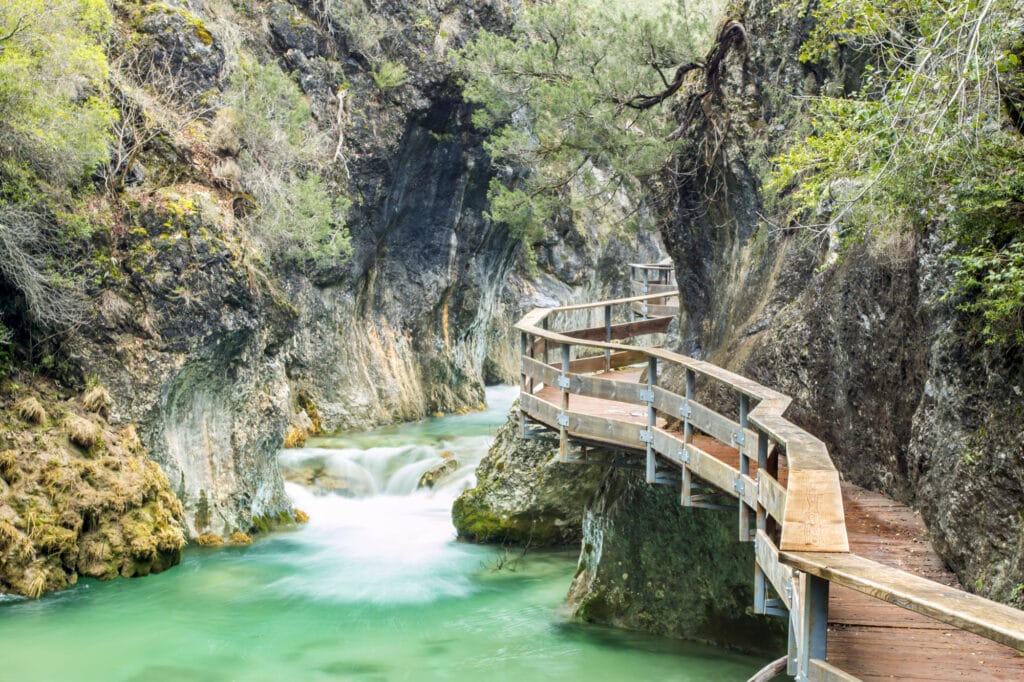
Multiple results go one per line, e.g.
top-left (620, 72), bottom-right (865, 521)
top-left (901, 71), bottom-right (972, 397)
top-left (371, 59), bottom-right (408, 89)
top-left (226, 60), bottom-right (352, 266)
top-left (0, 0), bottom-right (116, 185)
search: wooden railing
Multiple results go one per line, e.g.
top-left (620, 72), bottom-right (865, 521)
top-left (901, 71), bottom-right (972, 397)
top-left (515, 285), bottom-right (1024, 681)
top-left (629, 262), bottom-right (679, 318)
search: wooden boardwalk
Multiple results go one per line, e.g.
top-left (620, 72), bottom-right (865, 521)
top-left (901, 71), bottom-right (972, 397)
top-left (540, 372), bottom-right (1024, 679)
top-left (518, 276), bottom-right (1024, 681)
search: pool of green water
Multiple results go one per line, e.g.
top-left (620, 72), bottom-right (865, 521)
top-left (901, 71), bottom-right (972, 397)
top-left (0, 387), bottom-right (766, 681)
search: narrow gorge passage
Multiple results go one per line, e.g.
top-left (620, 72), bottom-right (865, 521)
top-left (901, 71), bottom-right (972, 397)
top-left (0, 387), bottom-right (764, 681)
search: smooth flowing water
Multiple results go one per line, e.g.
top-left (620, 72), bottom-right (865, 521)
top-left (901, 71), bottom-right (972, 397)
top-left (0, 386), bottom-right (764, 681)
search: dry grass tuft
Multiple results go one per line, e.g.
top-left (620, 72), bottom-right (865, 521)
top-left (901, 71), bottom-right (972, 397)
top-left (0, 449), bottom-right (18, 481)
top-left (15, 397), bottom-right (47, 426)
top-left (282, 426), bottom-right (306, 449)
top-left (228, 531), bottom-right (253, 545)
top-left (81, 386), bottom-right (112, 417)
top-left (65, 415), bottom-right (101, 450)
top-left (196, 532), bottom-right (224, 547)
top-left (294, 508), bottom-right (310, 523)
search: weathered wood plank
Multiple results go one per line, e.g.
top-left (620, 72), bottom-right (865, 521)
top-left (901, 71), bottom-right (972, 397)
top-left (685, 441), bottom-right (740, 499)
top-left (755, 530), bottom-right (794, 611)
top-left (758, 472), bottom-right (788, 526)
top-left (630, 301), bottom-right (680, 318)
top-left (781, 469), bottom-right (850, 552)
top-left (807, 659), bottom-right (861, 682)
top-left (568, 350), bottom-right (647, 374)
top-left (521, 356), bottom-right (560, 387)
top-left (564, 316), bottom-right (673, 343)
top-left (781, 550), bottom-right (1024, 652)
top-left (568, 374), bottom-right (647, 406)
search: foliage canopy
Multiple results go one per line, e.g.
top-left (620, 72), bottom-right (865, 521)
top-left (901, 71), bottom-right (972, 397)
top-left (771, 0), bottom-right (1024, 345)
top-left (457, 0), bottom-right (710, 242)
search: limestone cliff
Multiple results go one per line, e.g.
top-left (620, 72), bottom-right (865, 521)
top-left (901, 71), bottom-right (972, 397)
top-left (659, 0), bottom-right (1024, 605)
top-left (0, 0), bottom-right (661, 594)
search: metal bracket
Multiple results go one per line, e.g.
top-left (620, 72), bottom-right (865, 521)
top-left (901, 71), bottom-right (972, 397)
top-left (557, 375), bottom-right (571, 389)
top-left (679, 449), bottom-right (689, 463)
top-left (733, 476), bottom-right (745, 495)
top-left (557, 413), bottom-right (570, 428)
top-left (639, 389), bottom-right (654, 403)
top-left (639, 430), bottom-right (653, 444)
top-left (679, 401), bottom-right (692, 419)
top-left (732, 430), bottom-right (746, 447)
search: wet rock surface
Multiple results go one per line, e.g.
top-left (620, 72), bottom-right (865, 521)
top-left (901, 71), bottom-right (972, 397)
top-left (567, 469), bottom-right (787, 655)
top-left (452, 411), bottom-right (605, 546)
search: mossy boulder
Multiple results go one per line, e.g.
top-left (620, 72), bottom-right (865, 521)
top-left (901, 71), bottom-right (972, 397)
top-left (452, 409), bottom-right (605, 546)
top-left (567, 468), bottom-right (787, 656)
top-left (0, 378), bottom-right (185, 598)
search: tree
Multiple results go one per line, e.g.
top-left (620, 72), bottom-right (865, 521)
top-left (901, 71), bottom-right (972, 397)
top-left (457, 0), bottom-right (712, 243)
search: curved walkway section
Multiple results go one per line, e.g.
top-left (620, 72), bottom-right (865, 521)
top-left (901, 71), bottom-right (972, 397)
top-left (515, 268), bottom-right (1024, 681)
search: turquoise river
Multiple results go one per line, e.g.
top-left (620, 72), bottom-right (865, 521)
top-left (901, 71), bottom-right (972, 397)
top-left (0, 386), bottom-right (766, 681)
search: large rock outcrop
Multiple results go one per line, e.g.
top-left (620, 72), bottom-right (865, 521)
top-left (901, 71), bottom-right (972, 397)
top-left (452, 412), bottom-right (605, 546)
top-left (568, 470), bottom-right (786, 655)
top-left (659, 0), bottom-right (1024, 605)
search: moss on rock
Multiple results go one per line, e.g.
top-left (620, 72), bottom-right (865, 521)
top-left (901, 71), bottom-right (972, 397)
top-left (0, 377), bottom-right (186, 598)
top-left (452, 409), bottom-right (606, 547)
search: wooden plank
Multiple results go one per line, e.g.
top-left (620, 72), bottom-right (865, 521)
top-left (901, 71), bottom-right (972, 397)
top-left (564, 316), bottom-right (673, 343)
top-left (631, 301), bottom-right (680, 317)
top-left (520, 392), bottom-right (559, 428)
top-left (755, 530), bottom-right (794, 610)
top-left (569, 350), bottom-right (647, 374)
top-left (521, 356), bottom-right (560, 387)
top-left (631, 282), bottom-right (677, 295)
top-left (569, 374), bottom-right (647, 406)
top-left (781, 550), bottom-right (1024, 652)
top-left (781, 469), bottom-right (850, 552)
top-left (807, 659), bottom-right (861, 682)
top-left (685, 441), bottom-right (740, 498)
top-left (566, 411), bottom-right (645, 451)
top-left (758, 472), bottom-right (788, 526)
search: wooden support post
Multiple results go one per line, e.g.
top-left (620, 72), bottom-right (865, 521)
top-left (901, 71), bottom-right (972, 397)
top-left (738, 394), bottom-right (751, 542)
top-left (754, 429), bottom-right (769, 614)
top-left (681, 368), bottom-right (695, 507)
top-left (645, 356), bottom-right (657, 484)
top-left (541, 316), bottom-right (549, 366)
top-left (519, 331), bottom-right (528, 438)
top-left (798, 573), bottom-right (829, 680)
top-left (527, 333), bottom-right (535, 394)
top-left (559, 343), bottom-right (571, 462)
top-left (604, 305), bottom-right (612, 371)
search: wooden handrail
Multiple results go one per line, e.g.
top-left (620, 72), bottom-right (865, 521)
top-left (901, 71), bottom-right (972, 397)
top-left (513, 280), bottom-right (1024, 679)
top-left (515, 292), bottom-right (847, 552)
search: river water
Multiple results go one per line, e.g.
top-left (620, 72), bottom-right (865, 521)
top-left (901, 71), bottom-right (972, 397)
top-left (0, 386), bottom-right (763, 681)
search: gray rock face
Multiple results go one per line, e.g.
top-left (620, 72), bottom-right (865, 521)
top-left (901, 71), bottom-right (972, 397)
top-left (137, 3), bottom-right (225, 99)
top-left (658, 0), bottom-right (1024, 605)
top-left (71, 200), bottom-right (294, 539)
top-left (567, 469), bottom-right (787, 655)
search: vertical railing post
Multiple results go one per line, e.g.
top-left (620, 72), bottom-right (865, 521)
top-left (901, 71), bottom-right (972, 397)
top-left (541, 315), bottom-right (549, 366)
top-left (798, 573), bottom-right (829, 679)
top-left (681, 368), bottom-right (695, 506)
top-left (519, 331), bottom-right (528, 438)
top-left (604, 304), bottom-right (612, 371)
top-left (644, 355), bottom-right (657, 483)
top-left (754, 428), bottom-right (769, 614)
top-left (559, 343), bottom-right (571, 462)
top-left (738, 394), bottom-right (751, 542)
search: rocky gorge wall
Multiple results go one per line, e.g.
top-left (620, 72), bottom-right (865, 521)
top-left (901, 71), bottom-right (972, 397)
top-left (1, 0), bottom-right (662, 590)
top-left (659, 0), bottom-right (1024, 605)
